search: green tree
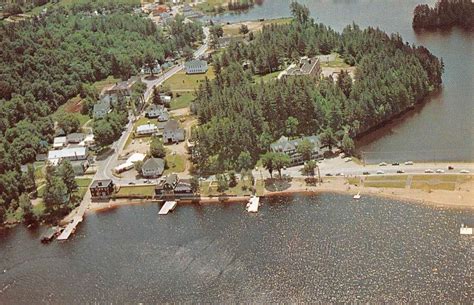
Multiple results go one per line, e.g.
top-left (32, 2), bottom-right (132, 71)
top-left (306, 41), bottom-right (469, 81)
top-left (19, 193), bottom-right (36, 225)
top-left (302, 160), bottom-right (317, 177)
top-left (297, 139), bottom-right (315, 161)
top-left (57, 112), bottom-right (80, 134)
top-left (261, 152), bottom-right (275, 179)
top-left (320, 127), bottom-right (337, 150)
top-left (228, 171), bottom-right (237, 187)
top-left (285, 116), bottom-right (299, 137)
top-left (290, 1), bottom-right (310, 24)
top-left (134, 160), bottom-right (144, 174)
top-left (149, 136), bottom-right (166, 158)
top-left (216, 173), bottom-right (228, 192)
top-left (58, 160), bottom-right (77, 194)
top-left (239, 24), bottom-right (249, 35)
top-left (43, 176), bottom-right (68, 211)
top-left (341, 133), bottom-right (355, 155)
top-left (236, 151), bottom-right (253, 171)
top-left (93, 120), bottom-right (115, 147)
top-left (190, 176), bottom-right (200, 193)
top-left (0, 206), bottom-right (5, 225)
top-left (273, 153), bottom-right (291, 178)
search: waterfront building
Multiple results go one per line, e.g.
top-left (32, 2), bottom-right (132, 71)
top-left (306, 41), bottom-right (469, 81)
top-left (270, 135), bottom-right (324, 166)
top-left (90, 179), bottom-right (115, 199)
top-left (142, 158), bottom-right (165, 178)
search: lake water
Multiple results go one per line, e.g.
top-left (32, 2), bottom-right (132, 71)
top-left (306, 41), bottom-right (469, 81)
top-left (219, 0), bottom-right (474, 163)
top-left (0, 194), bottom-right (472, 303)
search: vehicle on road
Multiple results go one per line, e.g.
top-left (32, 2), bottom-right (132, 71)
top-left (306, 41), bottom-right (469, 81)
top-left (405, 161), bottom-right (414, 165)
top-left (392, 162), bottom-right (400, 166)
top-left (376, 170), bottom-right (384, 175)
top-left (336, 172), bottom-right (344, 176)
top-left (397, 170), bottom-right (405, 174)
top-left (363, 171), bottom-right (370, 175)
top-left (436, 169), bottom-right (445, 173)
top-left (344, 157), bottom-right (352, 163)
top-left (460, 169), bottom-right (470, 174)
top-left (424, 169), bottom-right (434, 173)
top-left (325, 173), bottom-right (333, 176)
top-left (128, 182), bottom-right (136, 185)
top-left (379, 162), bottom-right (387, 166)
top-left (448, 166), bottom-right (454, 170)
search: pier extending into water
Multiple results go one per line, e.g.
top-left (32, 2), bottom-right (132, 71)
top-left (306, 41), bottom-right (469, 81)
top-left (159, 201), bottom-right (177, 215)
top-left (57, 216), bottom-right (83, 240)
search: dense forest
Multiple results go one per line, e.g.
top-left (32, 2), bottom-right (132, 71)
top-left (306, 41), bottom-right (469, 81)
top-left (190, 3), bottom-right (444, 175)
top-left (0, 0), bottom-right (202, 222)
top-left (413, 0), bottom-right (474, 29)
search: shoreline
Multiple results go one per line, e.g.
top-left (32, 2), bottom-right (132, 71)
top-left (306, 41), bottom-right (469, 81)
top-left (87, 178), bottom-right (473, 214)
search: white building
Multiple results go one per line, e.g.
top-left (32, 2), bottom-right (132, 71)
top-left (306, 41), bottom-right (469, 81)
top-left (146, 104), bottom-right (169, 122)
top-left (184, 60), bottom-right (208, 74)
top-left (48, 147), bottom-right (88, 165)
top-left (53, 136), bottom-right (67, 149)
top-left (136, 124), bottom-right (158, 136)
top-left (163, 120), bottom-right (185, 144)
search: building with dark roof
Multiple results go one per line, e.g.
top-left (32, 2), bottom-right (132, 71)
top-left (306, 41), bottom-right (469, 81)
top-left (142, 158), bottom-right (165, 178)
top-left (281, 56), bottom-right (321, 79)
top-left (184, 60), bottom-right (208, 74)
top-left (270, 135), bottom-right (324, 166)
top-left (90, 179), bottom-right (115, 199)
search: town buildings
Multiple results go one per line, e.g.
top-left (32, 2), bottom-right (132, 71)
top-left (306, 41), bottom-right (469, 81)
top-left (270, 135), bottom-right (324, 166)
top-left (47, 146), bottom-right (88, 165)
top-left (142, 158), bottom-right (165, 178)
top-left (155, 174), bottom-right (193, 199)
top-left (163, 120), bottom-right (185, 144)
top-left (136, 124), bottom-right (158, 136)
top-left (184, 59), bottom-right (208, 74)
top-left (90, 179), bottom-right (115, 199)
top-left (145, 104), bottom-right (169, 122)
top-left (93, 99), bottom-right (111, 119)
top-left (279, 56), bottom-right (321, 80)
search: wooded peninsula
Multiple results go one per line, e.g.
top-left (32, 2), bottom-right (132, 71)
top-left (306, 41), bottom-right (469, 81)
top-left (190, 3), bottom-right (444, 175)
top-left (413, 0), bottom-right (474, 30)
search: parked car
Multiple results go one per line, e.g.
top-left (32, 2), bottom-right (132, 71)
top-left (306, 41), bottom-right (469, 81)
top-left (405, 161), bottom-right (414, 165)
top-left (448, 166), bottom-right (454, 170)
top-left (336, 172), bottom-right (344, 176)
top-left (397, 170), bottom-right (405, 174)
top-left (363, 171), bottom-right (370, 175)
top-left (379, 162), bottom-right (387, 166)
top-left (325, 173), bottom-right (333, 177)
top-left (435, 169), bottom-right (445, 173)
top-left (460, 169), bottom-right (470, 174)
top-left (376, 170), bottom-right (384, 175)
top-left (392, 162), bottom-right (400, 166)
top-left (424, 169), bottom-right (434, 173)
top-left (128, 182), bottom-right (136, 185)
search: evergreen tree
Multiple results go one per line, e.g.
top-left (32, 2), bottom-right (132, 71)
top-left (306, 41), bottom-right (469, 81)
top-left (59, 160), bottom-right (77, 194)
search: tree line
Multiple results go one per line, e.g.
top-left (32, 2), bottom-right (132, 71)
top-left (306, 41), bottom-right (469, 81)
top-left (0, 0), bottom-right (203, 222)
top-left (190, 2), bottom-right (443, 176)
top-left (413, 0), bottom-right (474, 29)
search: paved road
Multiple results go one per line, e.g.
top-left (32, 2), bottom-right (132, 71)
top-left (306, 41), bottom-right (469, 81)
top-left (94, 26), bottom-right (210, 184)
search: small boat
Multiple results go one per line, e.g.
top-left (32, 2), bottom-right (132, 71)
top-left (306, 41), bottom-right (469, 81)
top-left (353, 192), bottom-right (361, 200)
top-left (460, 224), bottom-right (472, 235)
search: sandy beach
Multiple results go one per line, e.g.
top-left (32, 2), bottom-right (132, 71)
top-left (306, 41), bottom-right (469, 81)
top-left (87, 176), bottom-right (474, 214)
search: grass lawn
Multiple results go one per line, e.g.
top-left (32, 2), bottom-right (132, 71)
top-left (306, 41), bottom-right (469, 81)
top-left (319, 53), bottom-right (350, 68)
top-left (164, 154), bottom-right (186, 174)
top-left (37, 184), bottom-right (46, 198)
top-left (53, 96), bottom-right (90, 127)
top-left (411, 181), bottom-right (456, 191)
top-left (75, 178), bottom-right (92, 188)
top-left (193, 0), bottom-right (227, 12)
top-left (253, 70), bottom-right (281, 83)
top-left (32, 202), bottom-right (46, 217)
top-left (366, 175), bottom-right (408, 181)
top-left (411, 174), bottom-right (460, 182)
top-left (163, 67), bottom-right (215, 92)
top-left (116, 185), bottom-right (155, 197)
top-left (171, 92), bottom-right (195, 110)
top-left (200, 179), bottom-right (263, 197)
top-left (364, 181), bottom-right (407, 189)
top-left (92, 75), bottom-right (121, 92)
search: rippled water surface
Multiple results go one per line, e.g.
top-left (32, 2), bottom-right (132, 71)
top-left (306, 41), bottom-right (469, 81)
top-left (0, 194), bottom-right (472, 303)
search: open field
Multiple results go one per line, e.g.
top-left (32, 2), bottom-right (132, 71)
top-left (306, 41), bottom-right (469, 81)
top-left (162, 67), bottom-right (215, 92)
top-left (253, 70), bottom-right (282, 83)
top-left (164, 154), bottom-right (186, 174)
top-left (319, 53), bottom-right (351, 68)
top-left (223, 18), bottom-right (293, 36)
top-left (200, 180), bottom-right (264, 197)
top-left (171, 92), bottom-right (195, 110)
top-left (116, 185), bottom-right (155, 197)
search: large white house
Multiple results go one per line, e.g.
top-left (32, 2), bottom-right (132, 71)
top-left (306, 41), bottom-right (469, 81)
top-left (145, 104), bottom-right (169, 122)
top-left (184, 60), bottom-right (208, 74)
top-left (163, 120), bottom-right (185, 144)
top-left (136, 124), bottom-right (158, 136)
top-left (48, 147), bottom-right (88, 165)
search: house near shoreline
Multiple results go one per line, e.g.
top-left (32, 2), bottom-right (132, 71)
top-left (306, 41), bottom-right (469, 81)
top-left (155, 174), bottom-right (193, 199)
top-left (145, 104), bottom-right (169, 122)
top-left (184, 59), bottom-right (208, 74)
top-left (279, 56), bottom-right (321, 80)
top-left (142, 157), bottom-right (165, 178)
top-left (163, 120), bottom-right (185, 144)
top-left (270, 135), bottom-right (324, 166)
top-left (90, 179), bottom-right (115, 199)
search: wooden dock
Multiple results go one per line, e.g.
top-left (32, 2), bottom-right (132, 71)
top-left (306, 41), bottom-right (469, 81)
top-left (247, 196), bottom-right (260, 213)
top-left (57, 216), bottom-right (83, 241)
top-left (159, 201), bottom-right (177, 215)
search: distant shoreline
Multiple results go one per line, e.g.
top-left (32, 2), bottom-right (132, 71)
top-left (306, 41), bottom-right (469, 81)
top-left (88, 177), bottom-right (474, 214)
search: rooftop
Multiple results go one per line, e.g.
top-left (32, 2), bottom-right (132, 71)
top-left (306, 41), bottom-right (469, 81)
top-left (90, 179), bottom-right (113, 188)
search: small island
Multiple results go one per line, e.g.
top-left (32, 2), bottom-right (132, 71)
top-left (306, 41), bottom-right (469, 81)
top-left (413, 0), bottom-right (474, 30)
